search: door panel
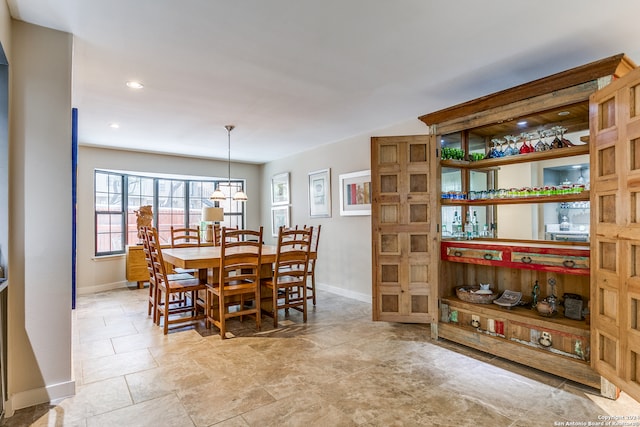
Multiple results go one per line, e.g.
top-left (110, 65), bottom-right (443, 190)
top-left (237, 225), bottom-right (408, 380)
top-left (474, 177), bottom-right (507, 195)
top-left (591, 65), bottom-right (640, 401)
top-left (371, 135), bottom-right (438, 327)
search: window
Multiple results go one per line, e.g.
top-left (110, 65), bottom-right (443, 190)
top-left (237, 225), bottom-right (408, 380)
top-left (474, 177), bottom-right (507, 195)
top-left (95, 171), bottom-right (124, 255)
top-left (126, 176), bottom-right (154, 244)
top-left (94, 170), bottom-right (246, 255)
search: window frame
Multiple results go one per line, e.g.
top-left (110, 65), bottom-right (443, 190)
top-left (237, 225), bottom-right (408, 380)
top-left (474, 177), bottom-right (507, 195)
top-left (94, 169), bottom-right (246, 256)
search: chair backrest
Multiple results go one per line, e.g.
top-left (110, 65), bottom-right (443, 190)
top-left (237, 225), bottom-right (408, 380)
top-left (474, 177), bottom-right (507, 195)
top-left (273, 226), bottom-right (313, 284)
top-left (170, 226), bottom-right (201, 248)
top-left (140, 225), bottom-right (154, 277)
top-left (310, 224), bottom-right (321, 254)
top-left (219, 227), bottom-right (263, 291)
top-left (215, 225), bottom-right (239, 246)
top-left (145, 227), bottom-right (170, 287)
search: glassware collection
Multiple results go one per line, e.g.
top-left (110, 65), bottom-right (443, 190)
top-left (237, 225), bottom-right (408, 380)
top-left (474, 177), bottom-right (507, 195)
top-left (442, 183), bottom-right (586, 201)
top-left (441, 126), bottom-right (579, 161)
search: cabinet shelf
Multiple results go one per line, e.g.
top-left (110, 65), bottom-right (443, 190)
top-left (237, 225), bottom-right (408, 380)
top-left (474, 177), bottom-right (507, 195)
top-left (441, 296), bottom-right (590, 334)
top-left (441, 191), bottom-right (590, 206)
top-left (440, 144), bottom-right (589, 169)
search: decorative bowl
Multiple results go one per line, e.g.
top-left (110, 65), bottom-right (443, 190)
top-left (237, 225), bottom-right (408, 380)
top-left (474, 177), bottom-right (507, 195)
top-left (456, 286), bottom-right (498, 304)
top-left (536, 300), bottom-right (556, 316)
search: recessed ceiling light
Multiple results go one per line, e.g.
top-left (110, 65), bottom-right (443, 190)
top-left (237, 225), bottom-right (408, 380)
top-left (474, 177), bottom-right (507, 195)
top-left (126, 81), bottom-right (144, 89)
top-left (517, 121), bottom-right (527, 126)
top-left (109, 123), bottom-right (120, 129)
top-left (558, 111), bottom-right (570, 116)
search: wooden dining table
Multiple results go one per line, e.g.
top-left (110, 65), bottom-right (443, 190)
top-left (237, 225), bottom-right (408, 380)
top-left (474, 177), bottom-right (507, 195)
top-left (162, 244), bottom-right (317, 313)
top-left (161, 244), bottom-right (280, 282)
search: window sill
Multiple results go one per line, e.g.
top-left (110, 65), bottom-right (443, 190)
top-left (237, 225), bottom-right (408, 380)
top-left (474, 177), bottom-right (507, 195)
top-left (92, 253), bottom-right (125, 261)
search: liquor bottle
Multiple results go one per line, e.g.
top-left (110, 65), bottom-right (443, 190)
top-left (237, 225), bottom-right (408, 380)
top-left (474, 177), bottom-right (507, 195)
top-left (472, 210), bottom-right (479, 238)
top-left (452, 210), bottom-right (460, 238)
top-left (464, 211), bottom-right (473, 240)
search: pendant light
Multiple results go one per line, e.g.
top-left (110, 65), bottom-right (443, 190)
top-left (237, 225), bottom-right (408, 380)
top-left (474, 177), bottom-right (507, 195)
top-left (210, 125), bottom-right (247, 202)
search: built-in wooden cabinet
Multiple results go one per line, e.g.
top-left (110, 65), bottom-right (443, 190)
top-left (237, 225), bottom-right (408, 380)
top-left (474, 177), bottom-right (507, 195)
top-left (372, 54), bottom-right (640, 399)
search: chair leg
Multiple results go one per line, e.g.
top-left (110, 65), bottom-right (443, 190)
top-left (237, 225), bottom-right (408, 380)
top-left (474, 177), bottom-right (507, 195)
top-left (148, 283), bottom-right (154, 318)
top-left (204, 289), bottom-right (211, 329)
top-left (163, 288), bottom-right (170, 335)
top-left (256, 288), bottom-right (261, 331)
top-left (272, 285), bottom-right (278, 328)
top-left (303, 285), bottom-right (308, 323)
top-left (218, 294), bottom-right (226, 339)
top-left (311, 274), bottom-right (316, 306)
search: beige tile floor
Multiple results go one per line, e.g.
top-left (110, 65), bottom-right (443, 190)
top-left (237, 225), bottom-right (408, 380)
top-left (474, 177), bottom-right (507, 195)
top-left (3, 286), bottom-right (640, 426)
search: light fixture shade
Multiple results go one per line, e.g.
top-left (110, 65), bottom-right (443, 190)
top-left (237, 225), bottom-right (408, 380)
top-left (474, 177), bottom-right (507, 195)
top-left (210, 188), bottom-right (226, 202)
top-left (202, 206), bottom-right (224, 222)
top-left (232, 191), bottom-right (248, 202)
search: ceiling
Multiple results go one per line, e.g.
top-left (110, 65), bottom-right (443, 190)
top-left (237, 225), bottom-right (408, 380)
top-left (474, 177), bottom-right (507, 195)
top-left (7, 0), bottom-right (640, 164)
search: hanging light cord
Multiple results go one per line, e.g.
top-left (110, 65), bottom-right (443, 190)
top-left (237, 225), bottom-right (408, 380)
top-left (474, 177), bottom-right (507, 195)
top-left (225, 125), bottom-right (235, 192)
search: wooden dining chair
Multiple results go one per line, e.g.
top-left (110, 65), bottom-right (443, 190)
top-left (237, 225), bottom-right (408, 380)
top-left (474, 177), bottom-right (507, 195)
top-left (145, 227), bottom-right (206, 334)
top-left (306, 224), bottom-right (321, 306)
top-left (140, 225), bottom-right (159, 322)
top-left (283, 225), bottom-right (320, 305)
top-left (261, 226), bottom-right (313, 328)
top-left (214, 224), bottom-right (239, 246)
top-left (170, 225), bottom-right (201, 278)
top-left (205, 226), bottom-right (263, 339)
top-left (170, 225), bottom-right (202, 247)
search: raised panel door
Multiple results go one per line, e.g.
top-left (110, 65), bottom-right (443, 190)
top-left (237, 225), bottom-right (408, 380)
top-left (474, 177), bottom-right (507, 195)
top-left (591, 65), bottom-right (640, 402)
top-left (371, 135), bottom-right (438, 330)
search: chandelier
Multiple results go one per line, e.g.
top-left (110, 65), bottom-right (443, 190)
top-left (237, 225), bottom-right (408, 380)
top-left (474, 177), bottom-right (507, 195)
top-left (210, 125), bottom-right (247, 202)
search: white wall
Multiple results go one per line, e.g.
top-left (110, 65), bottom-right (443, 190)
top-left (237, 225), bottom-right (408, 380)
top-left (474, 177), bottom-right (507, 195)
top-left (7, 20), bottom-right (74, 412)
top-left (76, 146), bottom-right (262, 294)
top-left (261, 119), bottom-right (428, 302)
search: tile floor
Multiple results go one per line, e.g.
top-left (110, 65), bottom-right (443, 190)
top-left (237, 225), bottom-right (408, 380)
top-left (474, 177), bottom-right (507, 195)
top-left (3, 286), bottom-right (640, 426)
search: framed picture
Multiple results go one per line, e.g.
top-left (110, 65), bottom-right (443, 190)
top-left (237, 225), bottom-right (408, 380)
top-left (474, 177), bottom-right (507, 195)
top-left (271, 172), bottom-right (290, 205)
top-left (271, 206), bottom-right (290, 237)
top-left (308, 168), bottom-right (331, 218)
top-left (339, 170), bottom-right (372, 216)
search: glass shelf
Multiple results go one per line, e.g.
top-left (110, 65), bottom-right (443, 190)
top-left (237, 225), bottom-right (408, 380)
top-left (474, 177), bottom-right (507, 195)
top-left (441, 191), bottom-right (590, 206)
top-left (440, 144), bottom-right (589, 169)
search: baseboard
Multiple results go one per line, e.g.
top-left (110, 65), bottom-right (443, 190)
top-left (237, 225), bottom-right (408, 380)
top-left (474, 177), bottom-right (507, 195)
top-left (316, 282), bottom-right (371, 303)
top-left (5, 379), bottom-right (76, 416)
top-left (76, 280), bottom-right (128, 295)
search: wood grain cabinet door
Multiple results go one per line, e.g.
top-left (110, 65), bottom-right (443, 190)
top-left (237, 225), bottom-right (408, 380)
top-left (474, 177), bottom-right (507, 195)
top-left (590, 65), bottom-right (640, 402)
top-left (371, 135), bottom-right (438, 330)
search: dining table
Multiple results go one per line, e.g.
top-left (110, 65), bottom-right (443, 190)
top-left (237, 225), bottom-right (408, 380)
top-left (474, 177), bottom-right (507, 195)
top-left (161, 244), bottom-right (316, 312)
top-left (161, 244), bottom-right (280, 283)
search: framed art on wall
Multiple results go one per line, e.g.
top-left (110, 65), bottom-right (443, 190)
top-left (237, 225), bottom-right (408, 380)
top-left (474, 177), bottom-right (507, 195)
top-left (271, 172), bottom-right (290, 205)
top-left (271, 206), bottom-right (290, 237)
top-left (339, 170), bottom-right (371, 216)
top-left (308, 168), bottom-right (331, 218)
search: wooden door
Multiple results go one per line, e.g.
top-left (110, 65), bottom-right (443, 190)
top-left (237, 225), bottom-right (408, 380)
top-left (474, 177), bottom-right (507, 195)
top-left (371, 135), bottom-right (439, 334)
top-left (590, 65), bottom-right (640, 401)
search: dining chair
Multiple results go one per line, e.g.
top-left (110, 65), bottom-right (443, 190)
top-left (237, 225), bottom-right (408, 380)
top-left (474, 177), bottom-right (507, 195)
top-left (140, 225), bottom-right (159, 322)
top-left (205, 226), bottom-right (263, 339)
top-left (306, 224), bottom-right (321, 306)
top-left (170, 225), bottom-right (201, 277)
top-left (170, 225), bottom-right (202, 247)
top-left (261, 226), bottom-right (313, 328)
top-left (283, 225), bottom-right (320, 305)
top-left (145, 227), bottom-right (206, 334)
top-left (214, 224), bottom-right (239, 246)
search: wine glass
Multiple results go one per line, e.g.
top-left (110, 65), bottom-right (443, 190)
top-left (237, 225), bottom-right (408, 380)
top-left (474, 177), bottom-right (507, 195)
top-left (504, 135), bottom-right (518, 156)
top-left (519, 132), bottom-right (532, 154)
top-left (559, 126), bottom-right (573, 147)
top-left (551, 126), bottom-right (563, 149)
top-left (490, 138), bottom-right (502, 158)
